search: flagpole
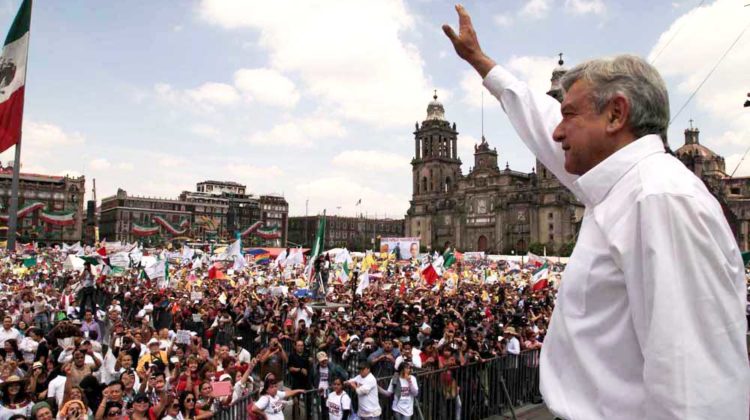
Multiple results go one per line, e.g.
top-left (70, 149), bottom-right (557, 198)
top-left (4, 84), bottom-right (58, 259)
top-left (7, 0), bottom-right (33, 252)
top-left (7, 136), bottom-right (22, 250)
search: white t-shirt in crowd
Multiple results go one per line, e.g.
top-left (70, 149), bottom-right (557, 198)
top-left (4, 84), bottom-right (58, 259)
top-left (351, 373), bottom-right (381, 417)
top-left (254, 391), bottom-right (287, 420)
top-left (326, 391), bottom-right (351, 420)
top-left (387, 376), bottom-right (419, 416)
top-left (318, 366), bottom-right (329, 391)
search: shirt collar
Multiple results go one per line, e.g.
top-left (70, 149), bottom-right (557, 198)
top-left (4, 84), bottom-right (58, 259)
top-left (574, 134), bottom-right (664, 207)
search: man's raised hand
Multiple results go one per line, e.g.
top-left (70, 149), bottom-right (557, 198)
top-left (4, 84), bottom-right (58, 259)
top-left (442, 4), bottom-right (496, 78)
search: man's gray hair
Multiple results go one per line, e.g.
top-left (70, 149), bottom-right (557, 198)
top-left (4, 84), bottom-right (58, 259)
top-left (560, 54), bottom-right (670, 144)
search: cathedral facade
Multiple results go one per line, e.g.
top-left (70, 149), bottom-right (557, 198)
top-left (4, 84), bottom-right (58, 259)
top-left (405, 62), bottom-right (750, 254)
top-left (405, 61), bottom-right (584, 254)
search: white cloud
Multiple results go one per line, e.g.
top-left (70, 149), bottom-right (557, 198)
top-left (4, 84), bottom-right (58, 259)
top-left (520, 0), bottom-right (552, 19)
top-left (648, 0), bottom-right (749, 153)
top-left (157, 155), bottom-right (189, 168)
top-left (294, 176), bottom-right (407, 217)
top-left (565, 0), bottom-right (605, 15)
top-left (710, 129), bottom-right (750, 150)
top-left (186, 82), bottom-right (240, 106)
top-left (332, 150), bottom-right (409, 171)
top-left (457, 134), bottom-right (481, 164)
top-left (89, 158), bottom-right (111, 170)
top-left (173, 24), bottom-right (183, 32)
top-left (189, 123), bottom-right (221, 139)
top-left (24, 121), bottom-right (85, 149)
top-left (506, 55), bottom-right (557, 94)
top-left (459, 70), bottom-right (484, 108)
top-left (233, 68), bottom-right (300, 108)
top-left (493, 13), bottom-right (514, 27)
top-left (155, 82), bottom-right (240, 111)
top-left (117, 162), bottom-right (135, 171)
top-left (199, 0), bottom-right (435, 128)
top-left (248, 117), bottom-right (346, 147)
top-left (725, 153), bottom-right (750, 177)
top-left (226, 163), bottom-right (284, 179)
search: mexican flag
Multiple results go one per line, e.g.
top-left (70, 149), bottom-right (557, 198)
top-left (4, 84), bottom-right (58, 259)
top-left (0, 201), bottom-right (43, 221)
top-left (338, 260), bottom-right (350, 283)
top-left (531, 262), bottom-right (549, 291)
top-left (255, 226), bottom-right (281, 240)
top-left (131, 223), bottom-right (159, 236)
top-left (0, 0), bottom-right (31, 153)
top-left (39, 210), bottom-right (75, 226)
top-left (239, 221), bottom-right (263, 237)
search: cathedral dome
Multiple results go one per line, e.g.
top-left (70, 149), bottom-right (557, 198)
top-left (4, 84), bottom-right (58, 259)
top-left (675, 143), bottom-right (718, 159)
top-left (426, 91), bottom-right (446, 121)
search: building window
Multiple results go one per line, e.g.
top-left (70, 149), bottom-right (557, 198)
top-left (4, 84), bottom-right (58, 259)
top-left (549, 234), bottom-right (554, 241)
top-left (548, 212), bottom-right (553, 220)
top-left (548, 223), bottom-right (554, 230)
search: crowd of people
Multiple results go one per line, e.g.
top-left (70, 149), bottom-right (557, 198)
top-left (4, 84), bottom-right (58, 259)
top-left (0, 241), bottom-right (589, 419)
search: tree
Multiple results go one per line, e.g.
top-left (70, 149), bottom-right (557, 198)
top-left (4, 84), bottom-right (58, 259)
top-left (558, 242), bottom-right (576, 257)
top-left (528, 242), bottom-right (545, 255)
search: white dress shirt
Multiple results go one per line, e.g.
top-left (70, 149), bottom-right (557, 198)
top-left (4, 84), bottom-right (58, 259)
top-left (484, 65), bottom-right (749, 420)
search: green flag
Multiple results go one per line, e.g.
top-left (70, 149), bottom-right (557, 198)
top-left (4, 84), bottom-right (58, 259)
top-left (305, 211), bottom-right (326, 280)
top-left (443, 248), bottom-right (456, 268)
top-left (22, 256), bottom-right (35, 267)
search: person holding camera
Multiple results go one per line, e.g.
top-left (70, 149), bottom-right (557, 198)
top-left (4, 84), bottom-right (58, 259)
top-left (258, 338), bottom-right (287, 388)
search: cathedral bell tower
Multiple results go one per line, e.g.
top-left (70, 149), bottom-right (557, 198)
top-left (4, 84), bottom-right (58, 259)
top-left (411, 91), bottom-right (461, 198)
top-left (405, 92), bottom-right (462, 248)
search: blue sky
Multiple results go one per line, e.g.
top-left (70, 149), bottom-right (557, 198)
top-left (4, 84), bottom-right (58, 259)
top-left (0, 0), bottom-right (747, 218)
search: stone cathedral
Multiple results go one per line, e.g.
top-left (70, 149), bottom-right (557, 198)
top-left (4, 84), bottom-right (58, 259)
top-left (405, 60), bottom-right (584, 254)
top-left (405, 60), bottom-right (750, 254)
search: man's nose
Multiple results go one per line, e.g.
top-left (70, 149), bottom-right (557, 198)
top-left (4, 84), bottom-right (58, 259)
top-left (552, 122), bottom-right (565, 143)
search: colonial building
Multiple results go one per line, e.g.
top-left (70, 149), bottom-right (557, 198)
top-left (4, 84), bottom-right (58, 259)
top-left (288, 215), bottom-right (404, 251)
top-left (99, 189), bottom-right (192, 243)
top-left (405, 60), bottom-right (583, 254)
top-left (675, 125), bottom-right (750, 251)
top-left (0, 166), bottom-right (85, 244)
top-left (100, 181), bottom-right (288, 244)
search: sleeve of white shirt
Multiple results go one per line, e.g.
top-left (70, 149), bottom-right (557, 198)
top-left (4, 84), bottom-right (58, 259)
top-left (506, 338), bottom-right (520, 355)
top-left (482, 65), bottom-right (577, 193)
top-left (411, 353), bottom-right (422, 369)
top-left (620, 193), bottom-right (749, 419)
top-left (356, 376), bottom-right (375, 395)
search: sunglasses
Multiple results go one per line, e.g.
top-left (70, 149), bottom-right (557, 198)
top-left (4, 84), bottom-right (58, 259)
top-left (107, 410), bottom-right (121, 416)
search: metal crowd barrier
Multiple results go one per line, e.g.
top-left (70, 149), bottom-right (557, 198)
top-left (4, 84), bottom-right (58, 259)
top-left (215, 349), bottom-right (541, 420)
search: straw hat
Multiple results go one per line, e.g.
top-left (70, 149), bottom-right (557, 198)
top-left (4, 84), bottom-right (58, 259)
top-left (503, 327), bottom-right (518, 336)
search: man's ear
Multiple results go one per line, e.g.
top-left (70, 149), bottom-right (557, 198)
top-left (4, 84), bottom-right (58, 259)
top-left (605, 94), bottom-right (630, 134)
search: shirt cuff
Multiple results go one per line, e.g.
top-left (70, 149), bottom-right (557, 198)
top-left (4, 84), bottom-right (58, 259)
top-left (482, 65), bottom-right (520, 93)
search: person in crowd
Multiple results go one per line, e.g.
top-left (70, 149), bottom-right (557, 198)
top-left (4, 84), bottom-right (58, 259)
top-left (380, 363), bottom-right (419, 420)
top-left (0, 375), bottom-right (33, 419)
top-left (250, 376), bottom-right (305, 420)
top-left (346, 361), bottom-right (380, 420)
top-left (444, 4), bottom-right (749, 419)
top-left (325, 378), bottom-right (351, 420)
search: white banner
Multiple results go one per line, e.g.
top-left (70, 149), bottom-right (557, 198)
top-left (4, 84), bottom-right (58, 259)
top-left (109, 252), bottom-right (130, 268)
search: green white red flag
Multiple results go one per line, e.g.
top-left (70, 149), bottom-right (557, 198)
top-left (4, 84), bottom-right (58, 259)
top-left (0, 0), bottom-right (31, 153)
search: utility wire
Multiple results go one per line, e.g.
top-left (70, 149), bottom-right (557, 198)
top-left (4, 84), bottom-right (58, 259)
top-left (729, 143), bottom-right (750, 178)
top-left (651, 0), bottom-right (706, 64)
top-left (669, 19), bottom-right (750, 126)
